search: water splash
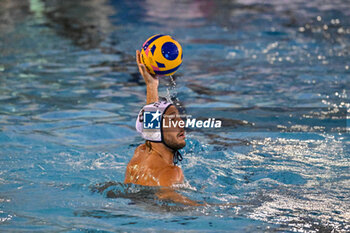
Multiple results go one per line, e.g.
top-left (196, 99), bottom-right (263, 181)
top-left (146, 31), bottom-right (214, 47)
top-left (164, 75), bottom-right (177, 103)
top-left (164, 75), bottom-right (186, 115)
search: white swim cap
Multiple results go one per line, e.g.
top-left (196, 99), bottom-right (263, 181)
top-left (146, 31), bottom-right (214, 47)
top-left (135, 101), bottom-right (173, 142)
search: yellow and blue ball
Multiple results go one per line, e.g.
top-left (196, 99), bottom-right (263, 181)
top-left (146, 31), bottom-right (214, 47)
top-left (140, 34), bottom-right (183, 77)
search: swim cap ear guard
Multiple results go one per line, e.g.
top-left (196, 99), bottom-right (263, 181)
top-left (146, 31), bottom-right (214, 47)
top-left (136, 101), bottom-right (183, 164)
top-left (136, 101), bottom-right (172, 142)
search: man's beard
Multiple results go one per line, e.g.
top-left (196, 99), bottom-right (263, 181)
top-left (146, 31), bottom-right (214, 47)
top-left (164, 138), bottom-right (186, 151)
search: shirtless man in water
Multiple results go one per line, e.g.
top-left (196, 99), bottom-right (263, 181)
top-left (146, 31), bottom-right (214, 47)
top-left (124, 50), bottom-right (200, 205)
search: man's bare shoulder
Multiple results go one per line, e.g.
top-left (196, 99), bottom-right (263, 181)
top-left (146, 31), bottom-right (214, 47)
top-left (134, 144), bottom-right (147, 156)
top-left (158, 165), bottom-right (184, 186)
top-left (127, 144), bottom-right (162, 171)
top-left (128, 144), bottom-right (146, 163)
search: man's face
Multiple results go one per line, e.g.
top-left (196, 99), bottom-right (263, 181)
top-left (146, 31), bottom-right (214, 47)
top-left (162, 105), bottom-right (186, 150)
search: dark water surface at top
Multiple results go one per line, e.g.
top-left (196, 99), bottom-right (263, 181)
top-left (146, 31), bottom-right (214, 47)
top-left (0, 0), bottom-right (349, 232)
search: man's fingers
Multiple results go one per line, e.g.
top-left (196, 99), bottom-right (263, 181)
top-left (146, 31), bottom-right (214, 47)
top-left (137, 51), bottom-right (148, 75)
top-left (139, 63), bottom-right (148, 75)
top-left (136, 50), bottom-right (141, 65)
top-left (135, 50), bottom-right (157, 81)
top-left (136, 50), bottom-right (145, 75)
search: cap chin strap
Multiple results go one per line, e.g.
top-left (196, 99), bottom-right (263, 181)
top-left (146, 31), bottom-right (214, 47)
top-left (173, 150), bottom-right (183, 165)
top-left (162, 140), bottom-right (183, 165)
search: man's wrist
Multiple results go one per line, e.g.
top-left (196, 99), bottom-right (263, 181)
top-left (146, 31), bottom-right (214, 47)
top-left (147, 83), bottom-right (158, 89)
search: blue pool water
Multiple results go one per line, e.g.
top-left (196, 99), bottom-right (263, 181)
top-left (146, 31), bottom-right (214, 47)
top-left (0, 0), bottom-right (349, 232)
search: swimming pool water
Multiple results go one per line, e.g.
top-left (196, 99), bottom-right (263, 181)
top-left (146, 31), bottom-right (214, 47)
top-left (0, 0), bottom-right (349, 232)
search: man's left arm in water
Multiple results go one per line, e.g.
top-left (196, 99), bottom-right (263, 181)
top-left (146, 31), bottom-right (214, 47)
top-left (157, 167), bottom-right (205, 206)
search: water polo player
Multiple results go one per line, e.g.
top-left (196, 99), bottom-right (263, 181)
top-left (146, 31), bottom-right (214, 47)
top-left (124, 50), bottom-right (203, 206)
top-left (124, 50), bottom-right (186, 186)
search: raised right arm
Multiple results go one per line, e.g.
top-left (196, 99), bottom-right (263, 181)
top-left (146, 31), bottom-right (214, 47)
top-left (136, 50), bottom-right (159, 104)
